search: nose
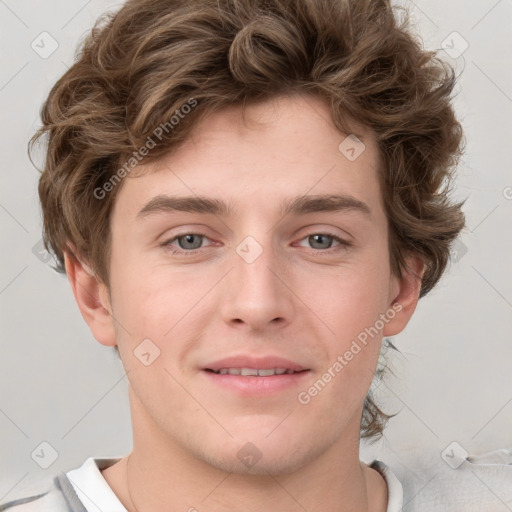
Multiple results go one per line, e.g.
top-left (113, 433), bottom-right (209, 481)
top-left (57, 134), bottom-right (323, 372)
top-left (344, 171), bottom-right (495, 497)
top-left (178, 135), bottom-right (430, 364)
top-left (219, 235), bottom-right (295, 333)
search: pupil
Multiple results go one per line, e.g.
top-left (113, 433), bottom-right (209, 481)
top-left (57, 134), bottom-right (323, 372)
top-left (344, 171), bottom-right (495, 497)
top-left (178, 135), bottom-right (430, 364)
top-left (311, 234), bottom-right (330, 249)
top-left (181, 234), bottom-right (201, 249)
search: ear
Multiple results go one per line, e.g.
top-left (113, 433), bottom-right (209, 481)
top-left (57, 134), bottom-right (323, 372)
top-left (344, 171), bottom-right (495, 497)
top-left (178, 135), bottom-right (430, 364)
top-left (383, 253), bottom-right (424, 337)
top-left (64, 251), bottom-right (117, 347)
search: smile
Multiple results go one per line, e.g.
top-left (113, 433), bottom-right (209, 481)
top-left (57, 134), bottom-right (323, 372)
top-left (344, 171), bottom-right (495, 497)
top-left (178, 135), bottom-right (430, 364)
top-left (207, 368), bottom-right (306, 376)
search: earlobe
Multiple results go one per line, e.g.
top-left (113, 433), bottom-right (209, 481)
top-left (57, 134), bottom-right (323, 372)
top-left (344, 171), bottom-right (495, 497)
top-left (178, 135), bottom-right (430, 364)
top-left (64, 251), bottom-right (117, 347)
top-left (383, 254), bottom-right (424, 337)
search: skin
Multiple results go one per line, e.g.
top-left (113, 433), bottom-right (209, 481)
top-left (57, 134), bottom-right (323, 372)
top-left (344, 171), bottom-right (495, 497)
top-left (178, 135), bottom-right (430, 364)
top-left (65, 93), bottom-right (423, 512)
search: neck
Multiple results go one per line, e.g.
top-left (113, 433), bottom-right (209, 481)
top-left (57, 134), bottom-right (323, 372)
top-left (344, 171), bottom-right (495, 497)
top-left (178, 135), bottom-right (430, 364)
top-left (101, 387), bottom-right (387, 512)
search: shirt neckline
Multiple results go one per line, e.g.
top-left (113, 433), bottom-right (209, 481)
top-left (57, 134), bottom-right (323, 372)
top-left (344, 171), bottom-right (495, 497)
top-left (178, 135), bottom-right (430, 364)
top-left (64, 456), bottom-right (403, 512)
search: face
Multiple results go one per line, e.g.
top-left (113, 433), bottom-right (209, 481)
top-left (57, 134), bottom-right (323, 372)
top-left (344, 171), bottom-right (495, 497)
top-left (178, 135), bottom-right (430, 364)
top-left (80, 94), bottom-right (418, 474)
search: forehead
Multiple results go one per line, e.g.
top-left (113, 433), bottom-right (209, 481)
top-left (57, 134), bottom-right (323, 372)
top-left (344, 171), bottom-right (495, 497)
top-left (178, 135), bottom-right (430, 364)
top-left (112, 94), bottom-right (383, 222)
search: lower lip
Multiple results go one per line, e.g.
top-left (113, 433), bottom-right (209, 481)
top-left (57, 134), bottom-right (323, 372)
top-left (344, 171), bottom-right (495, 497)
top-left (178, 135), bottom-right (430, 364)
top-left (202, 370), bottom-right (311, 396)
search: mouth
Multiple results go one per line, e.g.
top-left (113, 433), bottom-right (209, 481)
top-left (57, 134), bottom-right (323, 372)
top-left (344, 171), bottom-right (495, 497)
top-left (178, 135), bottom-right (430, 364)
top-left (201, 356), bottom-right (310, 396)
top-left (205, 367), bottom-right (307, 376)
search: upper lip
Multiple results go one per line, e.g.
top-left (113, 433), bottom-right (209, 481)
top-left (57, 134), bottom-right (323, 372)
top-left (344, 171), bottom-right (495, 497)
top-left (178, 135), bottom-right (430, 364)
top-left (204, 355), bottom-right (308, 372)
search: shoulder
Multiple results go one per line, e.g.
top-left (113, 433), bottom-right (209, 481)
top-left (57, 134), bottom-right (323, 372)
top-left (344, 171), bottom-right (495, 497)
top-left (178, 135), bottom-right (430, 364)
top-left (0, 455), bottom-right (122, 512)
top-left (390, 447), bottom-right (512, 512)
top-left (0, 475), bottom-right (71, 511)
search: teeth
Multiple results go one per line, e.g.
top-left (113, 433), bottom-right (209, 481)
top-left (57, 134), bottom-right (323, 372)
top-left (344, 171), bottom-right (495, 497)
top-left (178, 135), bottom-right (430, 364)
top-left (241, 368), bottom-right (259, 376)
top-left (214, 367), bottom-right (299, 376)
top-left (257, 369), bottom-right (276, 376)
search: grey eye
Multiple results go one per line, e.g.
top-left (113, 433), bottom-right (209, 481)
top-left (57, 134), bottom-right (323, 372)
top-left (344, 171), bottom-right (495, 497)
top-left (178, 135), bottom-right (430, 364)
top-left (177, 234), bottom-right (204, 250)
top-left (307, 234), bottom-right (335, 249)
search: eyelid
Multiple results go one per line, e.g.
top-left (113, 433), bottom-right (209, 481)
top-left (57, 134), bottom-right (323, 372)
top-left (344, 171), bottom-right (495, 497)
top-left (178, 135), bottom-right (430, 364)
top-left (162, 230), bottom-right (352, 256)
top-left (161, 230), bottom-right (213, 253)
top-left (299, 232), bottom-right (348, 243)
top-left (294, 232), bottom-right (352, 252)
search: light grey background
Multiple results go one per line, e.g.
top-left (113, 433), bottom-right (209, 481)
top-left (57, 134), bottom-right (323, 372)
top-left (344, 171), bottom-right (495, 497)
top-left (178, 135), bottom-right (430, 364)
top-left (1, 0), bottom-right (511, 504)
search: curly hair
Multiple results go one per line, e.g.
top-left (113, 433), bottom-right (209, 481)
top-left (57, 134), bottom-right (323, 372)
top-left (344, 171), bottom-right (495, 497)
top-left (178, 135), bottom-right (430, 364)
top-left (30, 0), bottom-right (465, 439)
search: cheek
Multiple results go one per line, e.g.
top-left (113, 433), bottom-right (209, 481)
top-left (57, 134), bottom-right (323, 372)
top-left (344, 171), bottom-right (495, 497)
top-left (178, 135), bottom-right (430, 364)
top-left (108, 258), bottom-right (218, 381)
top-left (308, 257), bottom-right (391, 389)
top-left (111, 251), bottom-right (207, 331)
top-left (320, 260), bottom-right (391, 339)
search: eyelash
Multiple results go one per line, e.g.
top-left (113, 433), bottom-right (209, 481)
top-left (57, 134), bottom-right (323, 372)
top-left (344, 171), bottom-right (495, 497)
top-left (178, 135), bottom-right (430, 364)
top-left (162, 231), bottom-right (352, 256)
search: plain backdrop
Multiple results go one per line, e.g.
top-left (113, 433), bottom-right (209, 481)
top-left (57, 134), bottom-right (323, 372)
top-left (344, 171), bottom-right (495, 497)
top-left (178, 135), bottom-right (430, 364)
top-left (1, 0), bottom-right (511, 503)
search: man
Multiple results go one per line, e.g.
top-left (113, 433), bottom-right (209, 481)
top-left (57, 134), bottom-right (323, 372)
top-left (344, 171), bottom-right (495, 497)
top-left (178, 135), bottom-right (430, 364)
top-left (1, 0), bottom-right (468, 510)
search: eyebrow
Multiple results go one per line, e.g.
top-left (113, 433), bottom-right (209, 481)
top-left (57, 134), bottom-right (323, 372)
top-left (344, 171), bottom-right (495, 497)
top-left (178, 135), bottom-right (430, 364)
top-left (136, 194), bottom-right (372, 219)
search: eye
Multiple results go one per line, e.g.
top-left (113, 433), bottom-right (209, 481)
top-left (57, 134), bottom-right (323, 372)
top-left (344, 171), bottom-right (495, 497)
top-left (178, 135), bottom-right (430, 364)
top-left (162, 232), bottom-right (211, 255)
top-left (297, 233), bottom-right (351, 251)
top-left (162, 231), bottom-right (351, 256)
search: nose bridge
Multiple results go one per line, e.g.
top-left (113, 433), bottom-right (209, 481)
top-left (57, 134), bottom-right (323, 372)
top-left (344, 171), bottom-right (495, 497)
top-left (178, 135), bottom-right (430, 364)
top-left (221, 232), bottom-right (294, 329)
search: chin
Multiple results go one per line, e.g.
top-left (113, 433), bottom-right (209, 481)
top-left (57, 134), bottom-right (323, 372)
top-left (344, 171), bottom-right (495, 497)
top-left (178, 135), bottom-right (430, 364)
top-left (199, 447), bottom-right (318, 476)
top-left (190, 427), bottom-right (334, 476)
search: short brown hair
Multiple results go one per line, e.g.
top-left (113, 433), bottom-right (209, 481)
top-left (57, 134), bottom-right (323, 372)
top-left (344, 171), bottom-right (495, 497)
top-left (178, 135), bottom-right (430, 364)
top-left (31, 0), bottom-right (465, 438)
